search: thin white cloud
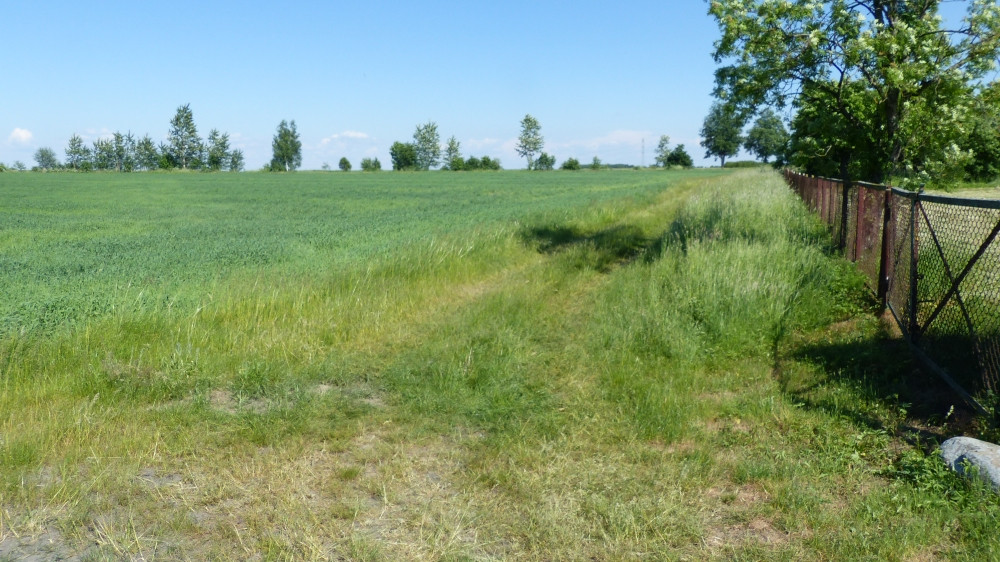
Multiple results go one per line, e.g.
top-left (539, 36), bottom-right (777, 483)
top-left (82, 128), bottom-right (115, 142)
top-left (466, 137), bottom-right (501, 151)
top-left (320, 130), bottom-right (370, 146)
top-left (8, 128), bottom-right (32, 144)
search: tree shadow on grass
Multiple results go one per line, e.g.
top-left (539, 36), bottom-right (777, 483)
top-left (519, 223), bottom-right (654, 272)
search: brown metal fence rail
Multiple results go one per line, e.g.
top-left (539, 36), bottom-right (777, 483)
top-left (784, 170), bottom-right (1000, 414)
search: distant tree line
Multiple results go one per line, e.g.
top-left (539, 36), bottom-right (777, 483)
top-left (5, 108), bottom-right (703, 174)
top-left (31, 104), bottom-right (246, 173)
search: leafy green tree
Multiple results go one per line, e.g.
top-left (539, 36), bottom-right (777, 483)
top-left (390, 141), bottom-right (417, 171)
top-left (413, 121), bottom-right (441, 170)
top-left (744, 109), bottom-right (788, 164)
top-left (561, 157), bottom-right (581, 170)
top-left (535, 152), bottom-right (556, 170)
top-left (339, 157), bottom-right (351, 172)
top-left (480, 156), bottom-right (501, 170)
top-left (590, 156), bottom-right (602, 170)
top-left (65, 134), bottom-right (90, 170)
top-left (13, 161), bottom-right (26, 172)
top-left (666, 145), bottom-right (693, 168)
top-left (709, 0), bottom-right (1000, 183)
top-left (92, 139), bottom-right (115, 170)
top-left (111, 131), bottom-right (136, 172)
top-left (443, 136), bottom-right (462, 170)
top-left (653, 135), bottom-right (671, 167)
top-left (361, 157), bottom-right (381, 172)
top-left (787, 82), bottom-right (875, 179)
top-left (206, 129), bottom-right (231, 171)
top-left (133, 135), bottom-right (158, 171)
top-left (464, 156), bottom-right (481, 170)
top-left (270, 120), bottom-right (302, 171)
top-left (516, 114), bottom-right (543, 169)
top-left (157, 142), bottom-right (176, 170)
top-left (963, 83), bottom-right (1000, 181)
top-left (168, 104), bottom-right (202, 170)
top-left (229, 149), bottom-right (245, 172)
top-left (700, 102), bottom-right (743, 167)
top-left (33, 147), bottom-right (60, 170)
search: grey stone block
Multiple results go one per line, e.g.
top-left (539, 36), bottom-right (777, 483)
top-left (941, 436), bottom-right (1000, 490)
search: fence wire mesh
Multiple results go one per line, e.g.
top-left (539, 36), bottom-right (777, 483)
top-left (785, 171), bottom-right (1000, 407)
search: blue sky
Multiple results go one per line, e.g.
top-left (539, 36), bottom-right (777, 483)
top-left (0, 1), bottom-right (974, 170)
top-left (2, 0), bottom-right (726, 169)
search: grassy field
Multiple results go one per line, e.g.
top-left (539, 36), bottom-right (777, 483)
top-left (1, 169), bottom-right (998, 559)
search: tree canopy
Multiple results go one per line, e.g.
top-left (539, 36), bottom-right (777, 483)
top-left (390, 141), bottom-right (417, 171)
top-left (709, 0), bottom-right (1000, 183)
top-left (744, 109), bottom-right (788, 164)
top-left (413, 121), bottom-right (441, 170)
top-left (666, 144), bottom-right (694, 168)
top-left (34, 147), bottom-right (60, 170)
top-left (168, 104), bottom-right (202, 170)
top-left (700, 102), bottom-right (743, 167)
top-left (270, 120), bottom-right (302, 172)
top-left (653, 135), bottom-right (671, 167)
top-left (515, 114), bottom-right (543, 170)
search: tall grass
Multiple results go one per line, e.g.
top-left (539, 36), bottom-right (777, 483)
top-left (1, 169), bottom-right (998, 559)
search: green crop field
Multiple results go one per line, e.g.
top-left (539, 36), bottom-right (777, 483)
top-left (0, 170), bottom-right (721, 336)
top-left (1, 169), bottom-right (998, 560)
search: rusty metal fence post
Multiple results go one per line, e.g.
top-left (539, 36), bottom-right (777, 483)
top-left (783, 170), bottom-right (999, 414)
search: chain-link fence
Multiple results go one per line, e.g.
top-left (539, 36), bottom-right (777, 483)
top-left (785, 170), bottom-right (1000, 413)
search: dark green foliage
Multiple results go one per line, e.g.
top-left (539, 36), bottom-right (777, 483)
top-left (963, 84), bottom-right (1000, 182)
top-left (136, 135), bottom-right (159, 171)
top-left (516, 114), bottom-right (543, 169)
top-left (710, 1), bottom-right (1000, 184)
top-left (229, 149), bottom-right (245, 172)
top-left (338, 157), bottom-right (351, 172)
top-left (206, 129), bottom-right (231, 171)
top-left (390, 141), bottom-right (417, 171)
top-left (270, 120), bottom-right (302, 172)
top-left (787, 82), bottom-right (880, 180)
top-left (666, 145), bottom-right (693, 168)
top-left (168, 104), bottom-right (202, 170)
top-left (92, 139), bottom-right (114, 170)
top-left (700, 102), bottom-right (744, 167)
top-left (535, 152), bottom-right (556, 170)
top-left (463, 155), bottom-right (501, 171)
top-left (361, 157), bottom-right (381, 172)
top-left (560, 157), bottom-right (581, 170)
top-left (65, 135), bottom-right (88, 170)
top-left (590, 156), bottom-right (602, 170)
top-left (33, 147), bottom-right (60, 170)
top-left (744, 108), bottom-right (788, 164)
top-left (413, 121), bottom-right (441, 170)
top-left (446, 156), bottom-right (465, 171)
top-left (443, 136), bottom-right (462, 170)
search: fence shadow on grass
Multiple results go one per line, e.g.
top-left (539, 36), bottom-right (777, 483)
top-left (782, 321), bottom-right (979, 448)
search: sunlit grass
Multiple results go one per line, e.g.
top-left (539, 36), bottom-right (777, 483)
top-left (0, 169), bottom-right (997, 559)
